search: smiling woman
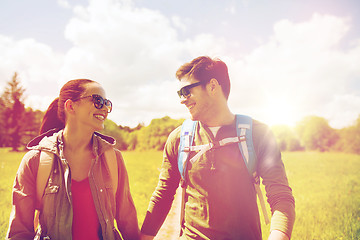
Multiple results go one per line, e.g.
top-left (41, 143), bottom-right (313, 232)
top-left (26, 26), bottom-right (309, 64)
top-left (6, 79), bottom-right (140, 240)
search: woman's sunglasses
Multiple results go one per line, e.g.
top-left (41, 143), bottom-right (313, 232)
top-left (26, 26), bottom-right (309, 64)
top-left (75, 94), bottom-right (112, 113)
top-left (177, 82), bottom-right (204, 98)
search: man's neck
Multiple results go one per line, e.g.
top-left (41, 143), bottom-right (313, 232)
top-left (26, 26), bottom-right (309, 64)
top-left (202, 105), bottom-right (235, 127)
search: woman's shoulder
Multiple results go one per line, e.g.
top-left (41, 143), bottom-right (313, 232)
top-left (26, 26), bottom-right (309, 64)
top-left (16, 149), bottom-right (41, 179)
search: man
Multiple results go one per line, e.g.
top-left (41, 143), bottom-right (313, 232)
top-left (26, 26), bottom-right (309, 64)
top-left (141, 56), bottom-right (295, 240)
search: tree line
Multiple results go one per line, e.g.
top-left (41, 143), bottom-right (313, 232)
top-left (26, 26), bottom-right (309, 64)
top-left (271, 115), bottom-right (360, 154)
top-left (101, 114), bottom-right (360, 155)
top-left (0, 73), bottom-right (44, 150)
top-left (1, 73), bottom-right (359, 154)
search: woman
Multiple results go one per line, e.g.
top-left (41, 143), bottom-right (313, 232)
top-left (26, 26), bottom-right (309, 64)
top-left (6, 79), bottom-right (140, 240)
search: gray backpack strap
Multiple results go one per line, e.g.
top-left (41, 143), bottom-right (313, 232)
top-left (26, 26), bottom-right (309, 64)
top-left (34, 151), bottom-right (54, 231)
top-left (178, 119), bottom-right (197, 187)
top-left (236, 114), bottom-right (270, 225)
top-left (36, 151), bottom-right (54, 205)
top-left (177, 120), bottom-right (197, 235)
top-left (104, 149), bottom-right (118, 197)
top-left (235, 114), bottom-right (256, 173)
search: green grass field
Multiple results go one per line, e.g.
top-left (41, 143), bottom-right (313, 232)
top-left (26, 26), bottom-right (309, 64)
top-left (1, 149), bottom-right (359, 239)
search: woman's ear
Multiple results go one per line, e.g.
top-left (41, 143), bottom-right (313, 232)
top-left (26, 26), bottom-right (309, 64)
top-left (64, 99), bottom-right (76, 115)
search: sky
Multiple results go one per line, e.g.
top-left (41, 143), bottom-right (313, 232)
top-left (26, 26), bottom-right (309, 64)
top-left (0, 0), bottom-right (359, 129)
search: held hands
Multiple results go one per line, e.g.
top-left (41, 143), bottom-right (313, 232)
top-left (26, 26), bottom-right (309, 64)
top-left (140, 233), bottom-right (155, 240)
top-left (268, 230), bottom-right (290, 240)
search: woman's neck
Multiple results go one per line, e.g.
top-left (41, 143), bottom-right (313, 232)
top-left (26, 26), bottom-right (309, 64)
top-left (62, 124), bottom-right (93, 153)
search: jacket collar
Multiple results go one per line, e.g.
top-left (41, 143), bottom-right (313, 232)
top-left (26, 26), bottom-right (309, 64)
top-left (27, 128), bottom-right (116, 157)
top-left (92, 131), bottom-right (116, 157)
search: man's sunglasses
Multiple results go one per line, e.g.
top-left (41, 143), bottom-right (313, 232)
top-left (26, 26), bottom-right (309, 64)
top-left (75, 94), bottom-right (112, 113)
top-left (177, 82), bottom-right (203, 98)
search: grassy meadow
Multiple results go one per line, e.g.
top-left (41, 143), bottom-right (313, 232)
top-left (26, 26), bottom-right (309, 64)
top-left (1, 148), bottom-right (359, 239)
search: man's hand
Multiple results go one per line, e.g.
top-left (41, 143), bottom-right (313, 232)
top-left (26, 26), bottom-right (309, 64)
top-left (268, 230), bottom-right (290, 240)
top-left (140, 233), bottom-right (155, 240)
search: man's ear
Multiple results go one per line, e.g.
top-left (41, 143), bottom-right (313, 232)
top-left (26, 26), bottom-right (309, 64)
top-left (208, 78), bottom-right (220, 93)
top-left (64, 99), bottom-right (76, 115)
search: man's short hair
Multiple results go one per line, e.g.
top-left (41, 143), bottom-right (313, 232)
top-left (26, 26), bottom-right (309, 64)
top-left (176, 56), bottom-right (231, 99)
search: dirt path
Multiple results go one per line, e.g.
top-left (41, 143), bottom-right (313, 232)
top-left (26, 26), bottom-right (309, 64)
top-left (154, 187), bottom-right (182, 240)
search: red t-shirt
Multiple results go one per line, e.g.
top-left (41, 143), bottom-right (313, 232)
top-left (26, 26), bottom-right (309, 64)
top-left (71, 178), bottom-right (101, 240)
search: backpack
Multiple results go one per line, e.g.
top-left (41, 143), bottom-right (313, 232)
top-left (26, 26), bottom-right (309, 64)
top-left (177, 114), bottom-right (270, 226)
top-left (34, 149), bottom-right (118, 230)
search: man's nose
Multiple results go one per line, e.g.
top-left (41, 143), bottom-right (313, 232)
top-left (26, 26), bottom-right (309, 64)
top-left (180, 95), bottom-right (188, 104)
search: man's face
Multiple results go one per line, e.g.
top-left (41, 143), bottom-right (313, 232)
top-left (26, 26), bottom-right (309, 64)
top-left (178, 76), bottom-right (213, 122)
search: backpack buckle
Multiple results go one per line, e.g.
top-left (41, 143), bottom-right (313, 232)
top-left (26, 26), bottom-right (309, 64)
top-left (253, 174), bottom-right (260, 184)
top-left (180, 178), bottom-right (187, 188)
top-left (183, 134), bottom-right (192, 152)
top-left (238, 135), bottom-right (246, 142)
top-left (212, 141), bottom-right (220, 148)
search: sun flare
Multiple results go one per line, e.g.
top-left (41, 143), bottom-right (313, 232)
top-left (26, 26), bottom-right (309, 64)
top-left (262, 98), bottom-right (297, 126)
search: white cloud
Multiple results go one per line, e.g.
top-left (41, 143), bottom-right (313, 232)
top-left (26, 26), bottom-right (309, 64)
top-left (58, 0), bottom-right (225, 126)
top-left (171, 16), bottom-right (187, 32)
top-left (225, 5), bottom-right (236, 15)
top-left (109, 80), bottom-right (186, 126)
top-left (57, 0), bottom-right (71, 9)
top-left (1, 0), bottom-right (359, 130)
top-left (62, 0), bottom-right (182, 84)
top-left (323, 94), bottom-right (360, 128)
top-left (0, 35), bottom-right (63, 109)
top-left (273, 13), bottom-right (350, 50)
top-left (0, 0), bottom-right (227, 127)
top-left (227, 13), bottom-right (360, 128)
top-left (184, 34), bottom-right (227, 58)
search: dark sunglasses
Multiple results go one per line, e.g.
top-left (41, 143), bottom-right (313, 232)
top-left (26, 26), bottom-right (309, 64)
top-left (177, 82), bottom-right (203, 98)
top-left (75, 94), bottom-right (112, 113)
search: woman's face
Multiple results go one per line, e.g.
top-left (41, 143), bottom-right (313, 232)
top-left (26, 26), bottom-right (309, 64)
top-left (73, 82), bottom-right (110, 131)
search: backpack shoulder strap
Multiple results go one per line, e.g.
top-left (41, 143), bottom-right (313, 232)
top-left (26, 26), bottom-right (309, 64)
top-left (178, 119), bottom-right (197, 235)
top-left (36, 151), bottom-right (54, 204)
top-left (178, 119), bottom-right (197, 185)
top-left (104, 149), bottom-right (118, 197)
top-left (235, 114), bottom-right (257, 174)
top-left (236, 114), bottom-right (270, 225)
top-left (35, 151), bottom-right (54, 231)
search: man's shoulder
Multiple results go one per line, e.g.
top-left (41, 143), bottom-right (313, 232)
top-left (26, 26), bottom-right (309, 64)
top-left (252, 118), bottom-right (269, 130)
top-left (169, 124), bottom-right (182, 139)
top-left (248, 118), bottom-right (274, 146)
top-left (164, 124), bottom-right (182, 148)
top-left (251, 118), bottom-right (279, 153)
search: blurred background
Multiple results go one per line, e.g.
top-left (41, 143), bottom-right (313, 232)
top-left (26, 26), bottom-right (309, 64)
top-left (0, 0), bottom-right (359, 239)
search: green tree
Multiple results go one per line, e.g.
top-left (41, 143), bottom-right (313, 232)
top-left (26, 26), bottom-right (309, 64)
top-left (0, 97), bottom-right (6, 147)
top-left (101, 119), bottom-right (129, 150)
top-left (135, 116), bottom-right (183, 150)
top-left (0, 73), bottom-right (26, 151)
top-left (335, 115), bottom-right (360, 154)
top-left (271, 125), bottom-right (302, 151)
top-left (127, 132), bottom-right (138, 150)
top-left (21, 108), bottom-right (44, 146)
top-left (296, 116), bottom-right (339, 151)
top-left (101, 120), bottom-right (144, 150)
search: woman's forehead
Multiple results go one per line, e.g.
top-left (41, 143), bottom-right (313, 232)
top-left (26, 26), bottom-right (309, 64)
top-left (83, 82), bottom-right (106, 96)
